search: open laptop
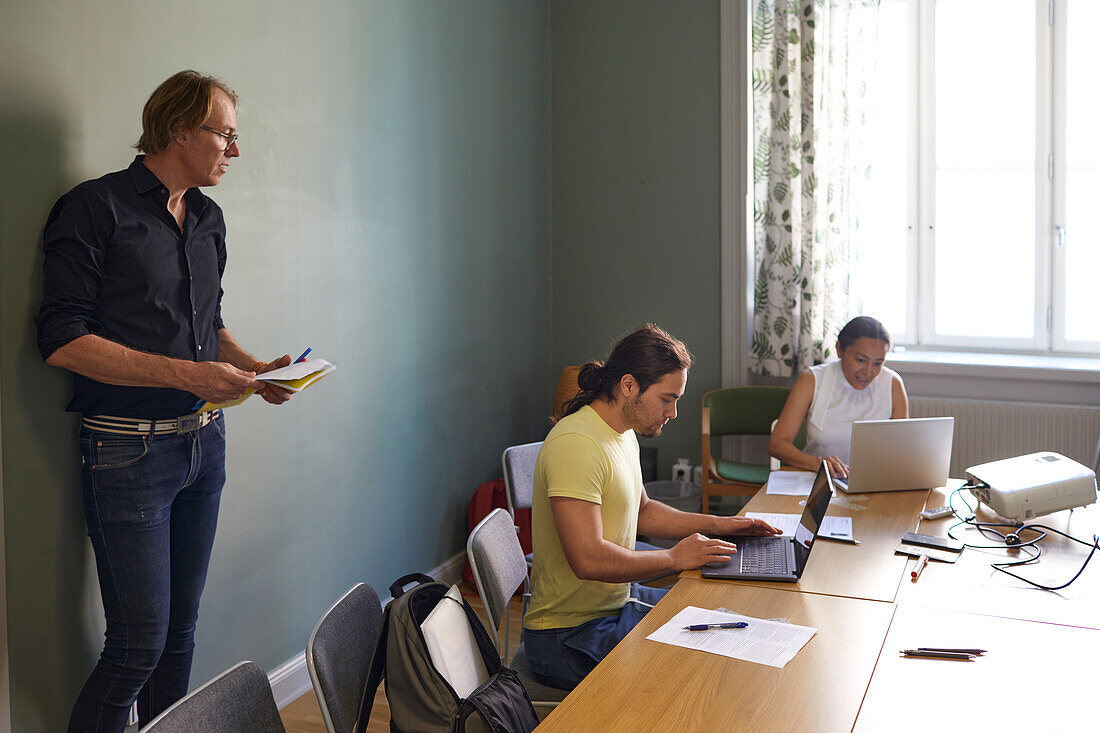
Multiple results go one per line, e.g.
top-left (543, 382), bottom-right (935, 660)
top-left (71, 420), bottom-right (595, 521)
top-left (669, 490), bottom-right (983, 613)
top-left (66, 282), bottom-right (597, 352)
top-left (700, 463), bottom-right (834, 582)
top-left (834, 416), bottom-right (954, 493)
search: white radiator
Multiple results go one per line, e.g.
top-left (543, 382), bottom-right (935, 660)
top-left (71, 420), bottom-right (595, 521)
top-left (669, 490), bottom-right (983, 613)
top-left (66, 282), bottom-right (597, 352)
top-left (909, 397), bottom-right (1100, 477)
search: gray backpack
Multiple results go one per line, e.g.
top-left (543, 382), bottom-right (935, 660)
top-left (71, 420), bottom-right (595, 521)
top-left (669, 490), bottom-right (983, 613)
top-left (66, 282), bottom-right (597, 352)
top-left (355, 573), bottom-right (539, 733)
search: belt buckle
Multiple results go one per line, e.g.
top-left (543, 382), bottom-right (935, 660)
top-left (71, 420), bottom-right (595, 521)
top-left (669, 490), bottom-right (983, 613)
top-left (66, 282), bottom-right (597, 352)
top-left (176, 413), bottom-right (202, 434)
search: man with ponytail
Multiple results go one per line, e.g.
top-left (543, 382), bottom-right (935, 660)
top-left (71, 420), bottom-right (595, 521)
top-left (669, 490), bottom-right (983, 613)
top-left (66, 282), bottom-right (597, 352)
top-left (522, 324), bottom-right (779, 690)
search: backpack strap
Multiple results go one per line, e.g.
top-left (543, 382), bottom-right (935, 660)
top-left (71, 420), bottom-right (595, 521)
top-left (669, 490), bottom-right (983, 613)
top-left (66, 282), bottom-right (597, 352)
top-left (354, 604), bottom-right (392, 733)
top-left (355, 573), bottom-right (437, 731)
top-left (390, 573), bottom-right (435, 599)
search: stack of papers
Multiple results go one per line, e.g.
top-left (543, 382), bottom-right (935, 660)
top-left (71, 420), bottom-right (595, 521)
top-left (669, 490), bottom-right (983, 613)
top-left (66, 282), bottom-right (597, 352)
top-left (198, 358), bottom-right (337, 412)
top-left (255, 358), bottom-right (337, 392)
top-left (647, 606), bottom-right (817, 668)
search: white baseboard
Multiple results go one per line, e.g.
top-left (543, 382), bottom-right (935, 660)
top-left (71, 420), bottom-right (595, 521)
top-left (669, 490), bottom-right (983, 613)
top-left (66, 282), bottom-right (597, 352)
top-left (269, 650), bottom-right (311, 712)
top-left (269, 549), bottom-right (468, 709)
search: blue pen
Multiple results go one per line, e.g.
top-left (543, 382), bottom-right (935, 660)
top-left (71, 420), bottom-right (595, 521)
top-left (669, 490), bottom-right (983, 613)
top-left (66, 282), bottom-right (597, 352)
top-left (683, 622), bottom-right (748, 631)
top-left (294, 347), bottom-right (312, 363)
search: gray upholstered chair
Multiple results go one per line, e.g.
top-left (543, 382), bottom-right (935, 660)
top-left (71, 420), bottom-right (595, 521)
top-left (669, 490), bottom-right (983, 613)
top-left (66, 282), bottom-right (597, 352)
top-left (502, 441), bottom-right (541, 572)
top-left (466, 508), bottom-right (569, 708)
top-left (138, 660), bottom-right (284, 732)
top-left (306, 582), bottom-right (384, 733)
top-left (502, 441), bottom-right (541, 518)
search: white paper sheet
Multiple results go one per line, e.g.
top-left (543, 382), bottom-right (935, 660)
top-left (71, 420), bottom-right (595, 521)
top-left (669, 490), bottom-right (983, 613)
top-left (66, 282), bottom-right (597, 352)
top-left (646, 606), bottom-right (816, 668)
top-left (745, 512), bottom-right (854, 542)
top-left (253, 358), bottom-right (334, 382)
top-left (420, 585), bottom-right (489, 698)
top-left (765, 470), bottom-right (816, 496)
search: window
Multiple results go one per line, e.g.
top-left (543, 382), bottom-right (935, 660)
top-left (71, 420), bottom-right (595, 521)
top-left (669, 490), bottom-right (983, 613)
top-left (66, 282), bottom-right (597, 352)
top-left (855, 0), bottom-right (1098, 354)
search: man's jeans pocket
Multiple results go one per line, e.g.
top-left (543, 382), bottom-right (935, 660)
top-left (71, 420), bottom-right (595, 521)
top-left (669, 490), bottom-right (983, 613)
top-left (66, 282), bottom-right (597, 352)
top-left (83, 434), bottom-right (150, 471)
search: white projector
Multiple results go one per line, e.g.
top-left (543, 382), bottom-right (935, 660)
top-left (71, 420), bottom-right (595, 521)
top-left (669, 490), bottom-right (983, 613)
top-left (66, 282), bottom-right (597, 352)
top-left (965, 452), bottom-right (1097, 522)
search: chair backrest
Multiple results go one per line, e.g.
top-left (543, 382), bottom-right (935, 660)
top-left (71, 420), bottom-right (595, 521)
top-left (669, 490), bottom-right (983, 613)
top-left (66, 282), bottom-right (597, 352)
top-left (502, 442), bottom-right (543, 515)
top-left (139, 660), bottom-right (284, 733)
top-left (306, 582), bottom-right (384, 733)
top-left (466, 508), bottom-right (528, 651)
top-left (703, 387), bottom-right (792, 438)
top-left (552, 365), bottom-right (582, 421)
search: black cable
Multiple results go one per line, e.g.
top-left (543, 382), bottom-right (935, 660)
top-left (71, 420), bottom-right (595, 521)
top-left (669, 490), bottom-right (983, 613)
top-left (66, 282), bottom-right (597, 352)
top-left (990, 535), bottom-right (1099, 591)
top-left (943, 484), bottom-right (1099, 591)
top-left (1015, 522), bottom-right (1100, 549)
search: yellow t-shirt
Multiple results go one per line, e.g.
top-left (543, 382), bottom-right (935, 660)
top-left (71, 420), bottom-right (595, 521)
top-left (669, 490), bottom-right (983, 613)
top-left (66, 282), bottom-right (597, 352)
top-left (524, 404), bottom-right (643, 630)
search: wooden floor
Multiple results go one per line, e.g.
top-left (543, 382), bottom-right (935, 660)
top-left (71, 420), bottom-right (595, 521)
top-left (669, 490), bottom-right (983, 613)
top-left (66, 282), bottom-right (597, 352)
top-left (280, 583), bottom-right (524, 732)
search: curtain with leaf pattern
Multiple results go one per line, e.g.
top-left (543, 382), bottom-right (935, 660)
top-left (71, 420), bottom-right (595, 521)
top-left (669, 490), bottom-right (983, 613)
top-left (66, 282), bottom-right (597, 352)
top-left (750, 0), bottom-right (880, 377)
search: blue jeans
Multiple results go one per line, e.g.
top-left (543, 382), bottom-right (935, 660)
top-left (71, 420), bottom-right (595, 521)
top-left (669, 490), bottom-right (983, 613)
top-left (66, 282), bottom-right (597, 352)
top-left (523, 582), bottom-right (669, 690)
top-left (68, 414), bottom-right (227, 732)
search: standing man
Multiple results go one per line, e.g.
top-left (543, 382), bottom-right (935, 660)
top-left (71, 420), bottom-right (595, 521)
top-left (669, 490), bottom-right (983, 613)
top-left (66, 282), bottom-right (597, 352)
top-left (35, 70), bottom-right (292, 732)
top-left (522, 324), bottom-right (779, 690)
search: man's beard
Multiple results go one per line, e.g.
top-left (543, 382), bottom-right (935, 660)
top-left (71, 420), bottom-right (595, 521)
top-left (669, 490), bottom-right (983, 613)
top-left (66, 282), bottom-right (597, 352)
top-left (624, 396), bottom-right (662, 439)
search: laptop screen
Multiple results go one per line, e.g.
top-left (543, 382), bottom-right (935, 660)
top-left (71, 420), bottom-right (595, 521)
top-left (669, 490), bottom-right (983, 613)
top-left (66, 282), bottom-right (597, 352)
top-left (793, 464), bottom-right (834, 573)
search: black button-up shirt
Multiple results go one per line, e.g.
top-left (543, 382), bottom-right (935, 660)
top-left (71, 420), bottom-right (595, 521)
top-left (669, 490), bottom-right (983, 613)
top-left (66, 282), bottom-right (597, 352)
top-left (36, 156), bottom-right (227, 418)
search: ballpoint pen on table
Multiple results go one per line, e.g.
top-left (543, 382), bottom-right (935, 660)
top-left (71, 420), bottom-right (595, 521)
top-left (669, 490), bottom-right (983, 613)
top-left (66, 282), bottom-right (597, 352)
top-left (911, 554), bottom-right (929, 580)
top-left (683, 622), bottom-right (749, 631)
top-left (917, 647), bottom-right (986, 656)
top-left (818, 534), bottom-right (861, 545)
top-left (294, 347), bottom-right (312, 363)
top-left (900, 649), bottom-right (975, 660)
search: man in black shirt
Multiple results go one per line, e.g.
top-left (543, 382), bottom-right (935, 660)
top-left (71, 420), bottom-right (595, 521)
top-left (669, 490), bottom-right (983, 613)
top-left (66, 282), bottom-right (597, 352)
top-left (35, 70), bottom-right (291, 732)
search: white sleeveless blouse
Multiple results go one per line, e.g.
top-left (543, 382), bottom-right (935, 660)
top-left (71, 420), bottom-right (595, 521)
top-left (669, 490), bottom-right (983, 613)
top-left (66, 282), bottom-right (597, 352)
top-left (804, 360), bottom-right (899, 464)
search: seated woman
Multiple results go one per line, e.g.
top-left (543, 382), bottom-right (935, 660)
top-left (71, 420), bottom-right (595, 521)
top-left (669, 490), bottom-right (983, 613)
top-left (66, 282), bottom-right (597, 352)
top-left (769, 316), bottom-right (909, 479)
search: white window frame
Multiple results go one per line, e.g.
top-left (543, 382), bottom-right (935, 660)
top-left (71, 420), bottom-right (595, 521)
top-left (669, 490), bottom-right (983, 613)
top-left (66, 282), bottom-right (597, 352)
top-left (1049, 0), bottom-right (1100, 353)
top-left (904, 0), bottom-right (1099, 355)
top-left (1051, 0), bottom-right (1069, 352)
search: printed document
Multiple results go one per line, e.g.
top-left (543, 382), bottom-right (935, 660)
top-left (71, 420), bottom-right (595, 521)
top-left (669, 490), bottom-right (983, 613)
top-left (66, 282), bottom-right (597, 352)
top-left (745, 512), bottom-right (854, 542)
top-left (647, 606), bottom-right (816, 668)
top-left (765, 470), bottom-right (816, 496)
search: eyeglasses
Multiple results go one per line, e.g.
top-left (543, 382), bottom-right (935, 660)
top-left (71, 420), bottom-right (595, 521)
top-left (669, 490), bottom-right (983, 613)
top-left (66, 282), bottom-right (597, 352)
top-left (199, 125), bottom-right (239, 150)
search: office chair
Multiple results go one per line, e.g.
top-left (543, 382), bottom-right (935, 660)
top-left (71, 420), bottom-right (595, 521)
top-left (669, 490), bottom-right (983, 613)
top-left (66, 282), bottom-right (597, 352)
top-left (306, 582), bottom-right (384, 733)
top-left (551, 365), bottom-right (582, 422)
top-left (467, 508), bottom-right (570, 709)
top-left (502, 442), bottom-right (542, 520)
top-left (502, 441), bottom-right (541, 577)
top-left (138, 660), bottom-right (284, 732)
top-left (701, 386), bottom-right (794, 513)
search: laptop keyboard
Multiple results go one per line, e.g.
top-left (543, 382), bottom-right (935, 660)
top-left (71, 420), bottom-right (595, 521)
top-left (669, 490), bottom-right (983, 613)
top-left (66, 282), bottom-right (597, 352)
top-left (740, 539), bottom-right (790, 575)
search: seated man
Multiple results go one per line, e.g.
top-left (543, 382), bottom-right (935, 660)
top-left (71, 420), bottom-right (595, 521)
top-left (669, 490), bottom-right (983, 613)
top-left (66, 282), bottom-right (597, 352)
top-left (522, 324), bottom-right (779, 689)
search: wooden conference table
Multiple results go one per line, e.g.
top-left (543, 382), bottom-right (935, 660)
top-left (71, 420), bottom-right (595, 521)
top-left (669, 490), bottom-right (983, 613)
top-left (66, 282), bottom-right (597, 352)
top-left (536, 480), bottom-right (1100, 732)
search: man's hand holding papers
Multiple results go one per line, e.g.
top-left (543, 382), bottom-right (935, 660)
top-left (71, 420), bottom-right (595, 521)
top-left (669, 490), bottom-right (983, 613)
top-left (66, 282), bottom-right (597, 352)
top-left (198, 357), bottom-right (337, 412)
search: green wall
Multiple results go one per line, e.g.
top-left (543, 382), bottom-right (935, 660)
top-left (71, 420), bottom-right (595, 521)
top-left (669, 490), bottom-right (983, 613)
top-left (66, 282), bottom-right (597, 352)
top-left (0, 1), bottom-right (550, 730)
top-left (550, 0), bottom-right (723, 477)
